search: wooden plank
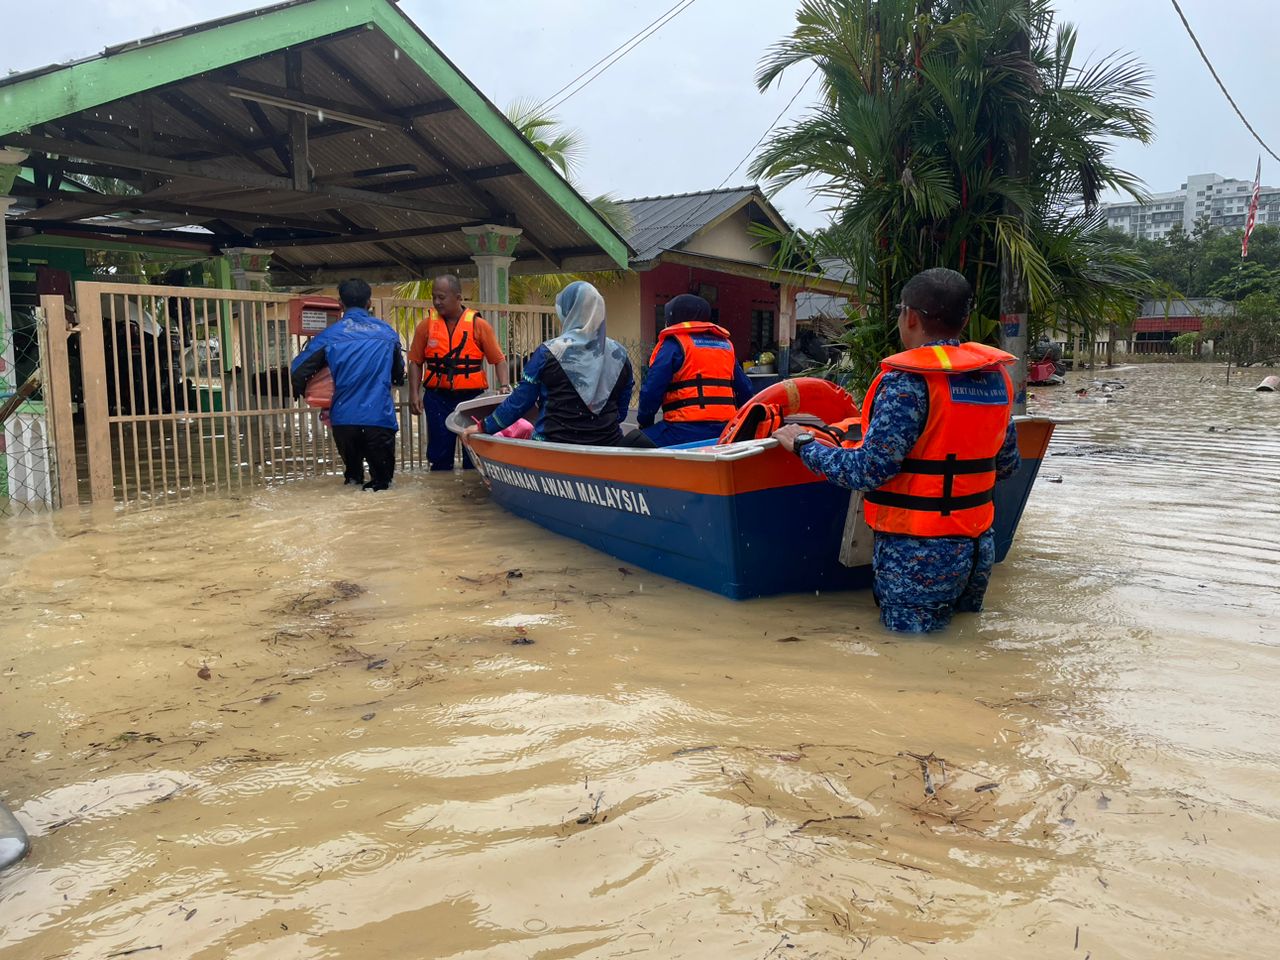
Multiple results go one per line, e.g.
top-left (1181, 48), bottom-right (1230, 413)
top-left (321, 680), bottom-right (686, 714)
top-left (39, 297), bottom-right (81, 509)
top-left (838, 492), bottom-right (873, 568)
top-left (74, 280), bottom-right (293, 302)
top-left (75, 291), bottom-right (115, 503)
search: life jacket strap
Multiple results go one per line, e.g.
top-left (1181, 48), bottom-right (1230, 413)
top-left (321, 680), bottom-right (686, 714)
top-left (898, 455), bottom-right (995, 476)
top-left (863, 488), bottom-right (993, 517)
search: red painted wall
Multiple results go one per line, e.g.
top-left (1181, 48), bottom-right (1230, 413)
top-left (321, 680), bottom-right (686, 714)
top-left (638, 263), bottom-right (780, 361)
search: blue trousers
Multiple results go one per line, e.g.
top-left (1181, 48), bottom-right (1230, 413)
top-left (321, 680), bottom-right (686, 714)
top-left (872, 529), bottom-right (996, 633)
top-left (423, 388), bottom-right (483, 471)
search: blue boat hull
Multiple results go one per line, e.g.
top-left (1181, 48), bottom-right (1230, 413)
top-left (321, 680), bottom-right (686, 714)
top-left (466, 421), bottom-right (1051, 600)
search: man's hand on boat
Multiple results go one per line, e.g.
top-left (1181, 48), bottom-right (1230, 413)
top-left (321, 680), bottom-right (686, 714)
top-left (773, 424), bottom-right (808, 453)
top-left (462, 424), bottom-right (482, 437)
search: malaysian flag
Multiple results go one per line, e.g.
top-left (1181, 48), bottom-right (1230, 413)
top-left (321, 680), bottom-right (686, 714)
top-left (1242, 157), bottom-right (1261, 258)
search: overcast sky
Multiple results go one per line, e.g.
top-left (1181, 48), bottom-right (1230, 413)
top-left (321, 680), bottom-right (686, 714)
top-left (2, 0), bottom-right (1276, 229)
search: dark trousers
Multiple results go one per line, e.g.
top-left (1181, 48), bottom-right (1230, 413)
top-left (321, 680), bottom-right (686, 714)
top-left (331, 424), bottom-right (397, 490)
top-left (423, 388), bottom-right (483, 471)
top-left (871, 529), bottom-right (996, 633)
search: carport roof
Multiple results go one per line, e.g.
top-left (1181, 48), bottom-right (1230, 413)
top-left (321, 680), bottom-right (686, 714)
top-left (0, 0), bottom-right (631, 281)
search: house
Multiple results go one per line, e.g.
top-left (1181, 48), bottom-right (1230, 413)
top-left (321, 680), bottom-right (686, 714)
top-left (1133, 298), bottom-right (1231, 354)
top-left (600, 187), bottom-right (851, 368)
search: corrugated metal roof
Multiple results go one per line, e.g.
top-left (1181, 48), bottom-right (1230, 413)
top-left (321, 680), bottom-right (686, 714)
top-left (1137, 298), bottom-right (1232, 319)
top-left (0, 0), bottom-right (630, 279)
top-left (618, 187), bottom-right (758, 262)
top-left (796, 292), bottom-right (849, 321)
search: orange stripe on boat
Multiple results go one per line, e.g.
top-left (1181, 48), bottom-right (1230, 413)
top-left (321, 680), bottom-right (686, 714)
top-left (469, 438), bottom-right (821, 496)
top-left (1015, 418), bottom-right (1054, 459)
top-left (470, 419), bottom-right (1053, 495)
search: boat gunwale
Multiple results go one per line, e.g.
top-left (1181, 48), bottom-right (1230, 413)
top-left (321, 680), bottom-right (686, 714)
top-left (447, 394), bottom-right (1054, 465)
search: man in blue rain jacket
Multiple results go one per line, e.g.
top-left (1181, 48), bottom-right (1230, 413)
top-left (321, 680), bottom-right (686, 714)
top-left (291, 279), bottom-right (405, 490)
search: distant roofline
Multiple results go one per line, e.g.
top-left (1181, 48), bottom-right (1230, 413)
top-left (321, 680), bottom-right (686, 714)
top-left (619, 185), bottom-right (758, 205)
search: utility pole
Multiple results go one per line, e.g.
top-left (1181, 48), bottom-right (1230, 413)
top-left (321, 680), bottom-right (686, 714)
top-left (1000, 10), bottom-right (1031, 414)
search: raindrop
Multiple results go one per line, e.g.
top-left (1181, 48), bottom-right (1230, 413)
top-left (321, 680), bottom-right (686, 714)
top-left (316, 109), bottom-right (325, 123)
top-left (393, 49), bottom-right (400, 61)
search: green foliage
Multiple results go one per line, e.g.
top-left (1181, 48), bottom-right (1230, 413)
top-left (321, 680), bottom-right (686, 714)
top-left (1205, 293), bottom-right (1280, 367)
top-left (1170, 330), bottom-right (1200, 356)
top-left (750, 0), bottom-right (1157, 391)
top-left (1121, 223), bottom-right (1280, 301)
top-left (397, 103), bottom-right (632, 304)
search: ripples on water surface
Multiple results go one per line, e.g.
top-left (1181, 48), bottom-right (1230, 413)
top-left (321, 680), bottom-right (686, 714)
top-left (1, 364), bottom-right (1277, 958)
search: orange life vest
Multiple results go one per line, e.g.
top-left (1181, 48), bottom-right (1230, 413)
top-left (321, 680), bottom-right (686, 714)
top-left (649, 321), bottom-right (739, 423)
top-left (420, 308), bottom-right (488, 391)
top-left (861, 342), bottom-right (1015, 538)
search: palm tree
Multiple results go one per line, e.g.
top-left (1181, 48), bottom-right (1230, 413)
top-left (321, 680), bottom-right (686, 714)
top-left (397, 102), bottom-right (632, 304)
top-left (751, 0), bottom-right (1156, 389)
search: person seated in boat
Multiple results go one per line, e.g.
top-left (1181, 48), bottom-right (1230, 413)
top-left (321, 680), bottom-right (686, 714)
top-left (637, 295), bottom-right (754, 446)
top-left (463, 281), bottom-right (653, 447)
top-left (773, 268), bottom-right (1021, 634)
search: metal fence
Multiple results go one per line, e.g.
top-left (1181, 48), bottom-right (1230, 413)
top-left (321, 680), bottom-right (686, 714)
top-left (33, 286), bottom-right (642, 510)
top-left (0, 302), bottom-right (58, 516)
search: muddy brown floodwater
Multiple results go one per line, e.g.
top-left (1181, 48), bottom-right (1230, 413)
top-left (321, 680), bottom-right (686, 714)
top-left (1, 363), bottom-right (1278, 959)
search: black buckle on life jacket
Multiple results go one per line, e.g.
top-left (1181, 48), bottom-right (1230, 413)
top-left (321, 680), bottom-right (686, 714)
top-left (664, 394), bottom-right (737, 411)
top-left (425, 329), bottom-right (483, 386)
top-left (867, 454), bottom-right (996, 516)
top-left (667, 375), bottom-right (735, 410)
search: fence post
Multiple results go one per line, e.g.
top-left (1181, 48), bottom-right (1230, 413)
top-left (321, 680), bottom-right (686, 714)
top-left (77, 290), bottom-right (114, 503)
top-left (39, 296), bottom-right (79, 508)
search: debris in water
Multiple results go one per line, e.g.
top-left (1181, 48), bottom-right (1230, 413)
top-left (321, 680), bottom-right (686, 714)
top-left (1045, 475), bottom-right (1064, 483)
top-left (510, 637), bottom-right (534, 645)
top-left (361, 713), bottom-right (375, 722)
top-left (366, 658), bottom-right (388, 670)
top-left (672, 745), bottom-right (718, 756)
top-left (617, 567), bottom-right (632, 576)
top-left (1096, 792), bottom-right (1111, 810)
top-left (197, 665), bottom-right (212, 681)
top-left (975, 782), bottom-right (1000, 793)
top-left (776, 635), bottom-right (805, 643)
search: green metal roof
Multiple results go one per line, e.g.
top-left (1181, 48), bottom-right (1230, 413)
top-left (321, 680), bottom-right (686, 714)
top-left (0, 0), bottom-right (630, 278)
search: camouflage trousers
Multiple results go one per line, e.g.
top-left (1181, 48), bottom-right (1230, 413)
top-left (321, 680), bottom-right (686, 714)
top-left (871, 530), bottom-right (996, 633)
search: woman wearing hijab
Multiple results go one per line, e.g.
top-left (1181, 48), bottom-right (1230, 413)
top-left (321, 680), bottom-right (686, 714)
top-left (637, 294), bottom-right (754, 446)
top-left (464, 281), bottom-right (650, 447)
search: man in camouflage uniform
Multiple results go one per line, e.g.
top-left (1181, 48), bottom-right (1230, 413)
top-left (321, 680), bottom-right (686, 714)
top-left (775, 269), bottom-right (1020, 633)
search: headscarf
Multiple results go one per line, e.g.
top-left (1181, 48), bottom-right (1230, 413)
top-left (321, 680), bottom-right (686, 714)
top-left (664, 294), bottom-right (712, 326)
top-left (545, 281), bottom-right (629, 414)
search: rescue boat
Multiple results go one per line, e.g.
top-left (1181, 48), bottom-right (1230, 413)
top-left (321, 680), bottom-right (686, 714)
top-left (447, 388), bottom-right (1054, 600)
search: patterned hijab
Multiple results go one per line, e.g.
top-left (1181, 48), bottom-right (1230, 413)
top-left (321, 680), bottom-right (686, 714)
top-left (545, 281), bottom-right (629, 414)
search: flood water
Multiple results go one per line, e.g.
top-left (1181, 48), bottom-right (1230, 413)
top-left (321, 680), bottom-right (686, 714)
top-left (1, 362), bottom-right (1277, 959)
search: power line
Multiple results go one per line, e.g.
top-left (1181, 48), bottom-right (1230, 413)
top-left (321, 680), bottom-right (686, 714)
top-left (537, 0), bottom-right (698, 115)
top-left (1169, 0), bottom-right (1279, 164)
top-left (715, 67), bottom-right (818, 191)
top-left (678, 67), bottom-right (819, 230)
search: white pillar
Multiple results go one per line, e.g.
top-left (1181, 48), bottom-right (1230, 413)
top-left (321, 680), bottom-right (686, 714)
top-left (0, 195), bottom-right (16, 403)
top-left (221, 247), bottom-right (274, 292)
top-left (461, 225), bottom-right (521, 305)
top-left (462, 226), bottom-right (521, 361)
top-left (218, 247), bottom-right (274, 371)
top-left (1, 153), bottom-right (52, 509)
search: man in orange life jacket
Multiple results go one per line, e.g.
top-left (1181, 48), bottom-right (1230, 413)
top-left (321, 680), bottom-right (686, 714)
top-left (637, 294), bottom-right (754, 446)
top-left (407, 274), bottom-right (510, 471)
top-left (774, 268), bottom-right (1020, 633)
